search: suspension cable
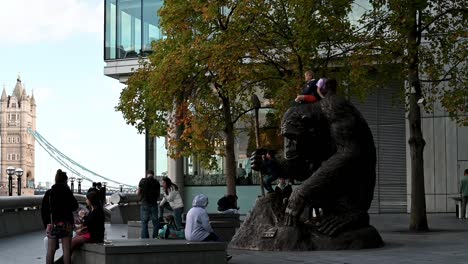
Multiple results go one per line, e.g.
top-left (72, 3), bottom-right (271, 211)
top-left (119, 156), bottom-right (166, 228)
top-left (28, 128), bottom-right (136, 189)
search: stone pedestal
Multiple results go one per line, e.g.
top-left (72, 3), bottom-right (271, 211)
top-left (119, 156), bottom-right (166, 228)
top-left (230, 195), bottom-right (384, 251)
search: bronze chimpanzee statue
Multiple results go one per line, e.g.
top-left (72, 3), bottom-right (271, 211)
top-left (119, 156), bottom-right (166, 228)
top-left (230, 83), bottom-right (383, 250)
top-left (281, 93), bottom-right (376, 236)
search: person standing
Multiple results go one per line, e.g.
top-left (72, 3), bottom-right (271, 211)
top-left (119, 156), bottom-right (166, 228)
top-left (460, 169), bottom-right (468, 219)
top-left (87, 182), bottom-right (98, 195)
top-left (236, 163), bottom-right (247, 185)
top-left (138, 170), bottom-right (160, 238)
top-left (54, 191), bottom-right (105, 264)
top-left (41, 169), bottom-right (79, 264)
top-left (261, 150), bottom-right (282, 193)
top-left (159, 177), bottom-right (184, 230)
top-left (96, 182), bottom-right (106, 206)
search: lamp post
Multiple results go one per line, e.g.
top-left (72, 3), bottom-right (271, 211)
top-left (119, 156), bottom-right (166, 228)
top-left (15, 168), bottom-right (23, 196)
top-left (6, 167), bottom-right (15, 196)
top-left (77, 178), bottom-right (83, 194)
top-left (251, 94), bottom-right (265, 196)
top-left (69, 177), bottom-right (75, 193)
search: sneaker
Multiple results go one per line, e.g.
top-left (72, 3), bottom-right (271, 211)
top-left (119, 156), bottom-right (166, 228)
top-left (226, 254), bottom-right (232, 261)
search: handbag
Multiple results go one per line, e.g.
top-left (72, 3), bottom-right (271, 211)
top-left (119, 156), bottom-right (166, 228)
top-left (49, 193), bottom-right (69, 239)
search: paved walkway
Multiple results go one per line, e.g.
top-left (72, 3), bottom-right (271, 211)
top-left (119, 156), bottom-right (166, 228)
top-left (1, 213), bottom-right (467, 264)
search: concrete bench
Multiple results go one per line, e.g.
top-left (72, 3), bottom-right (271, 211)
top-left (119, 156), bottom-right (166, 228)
top-left (72, 239), bottom-right (227, 264)
top-left (183, 213), bottom-right (240, 222)
top-left (128, 219), bottom-right (240, 242)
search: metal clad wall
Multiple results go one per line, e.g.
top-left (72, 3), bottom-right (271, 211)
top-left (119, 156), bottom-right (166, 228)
top-left (377, 82), bottom-right (406, 212)
top-left (378, 123), bottom-right (407, 212)
top-left (351, 80), bottom-right (406, 213)
top-left (352, 93), bottom-right (380, 213)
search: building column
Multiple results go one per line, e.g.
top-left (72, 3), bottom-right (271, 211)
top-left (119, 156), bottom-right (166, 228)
top-left (168, 157), bottom-right (184, 199)
top-left (145, 128), bottom-right (155, 173)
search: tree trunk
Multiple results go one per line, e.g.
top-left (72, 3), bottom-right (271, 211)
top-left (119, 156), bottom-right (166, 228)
top-left (407, 6), bottom-right (429, 232)
top-left (408, 93), bottom-right (428, 231)
top-left (222, 97), bottom-right (237, 196)
top-left (169, 97), bottom-right (185, 199)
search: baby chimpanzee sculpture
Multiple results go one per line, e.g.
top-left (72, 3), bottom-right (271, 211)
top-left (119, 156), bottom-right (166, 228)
top-left (230, 83), bottom-right (383, 250)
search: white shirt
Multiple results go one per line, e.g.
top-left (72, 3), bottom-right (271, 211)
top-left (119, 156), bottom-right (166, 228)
top-left (160, 186), bottom-right (184, 209)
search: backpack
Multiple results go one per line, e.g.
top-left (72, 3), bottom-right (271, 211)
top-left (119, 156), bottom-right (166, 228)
top-left (158, 224), bottom-right (185, 239)
top-left (139, 177), bottom-right (160, 204)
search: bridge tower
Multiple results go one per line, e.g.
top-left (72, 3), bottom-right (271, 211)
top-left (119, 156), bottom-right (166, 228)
top-left (0, 75), bottom-right (36, 196)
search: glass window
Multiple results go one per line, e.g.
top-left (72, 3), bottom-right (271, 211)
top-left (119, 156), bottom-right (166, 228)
top-left (142, 0), bottom-right (163, 56)
top-left (105, 0), bottom-right (117, 60)
top-left (104, 0), bottom-right (164, 60)
top-left (117, 0), bottom-right (142, 59)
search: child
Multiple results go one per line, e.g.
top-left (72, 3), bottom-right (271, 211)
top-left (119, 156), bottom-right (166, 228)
top-left (274, 178), bottom-right (292, 200)
top-left (158, 215), bottom-right (185, 239)
top-left (295, 78), bottom-right (328, 103)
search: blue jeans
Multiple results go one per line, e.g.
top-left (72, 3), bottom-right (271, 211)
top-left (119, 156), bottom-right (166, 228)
top-left (160, 203), bottom-right (184, 230)
top-left (140, 203), bottom-right (159, 238)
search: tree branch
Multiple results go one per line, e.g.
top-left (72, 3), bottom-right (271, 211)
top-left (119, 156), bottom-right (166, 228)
top-left (420, 8), bottom-right (468, 33)
top-left (419, 78), bottom-right (452, 83)
top-left (420, 60), bottom-right (463, 84)
top-left (232, 106), bottom-right (274, 125)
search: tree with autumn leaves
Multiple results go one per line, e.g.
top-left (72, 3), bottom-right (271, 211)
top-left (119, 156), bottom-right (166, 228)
top-left (117, 0), bottom-right (466, 232)
top-left (117, 1), bottom-right (274, 196)
top-left (117, 0), bottom-right (356, 196)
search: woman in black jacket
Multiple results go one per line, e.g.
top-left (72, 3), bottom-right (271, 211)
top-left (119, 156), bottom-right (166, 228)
top-left (41, 169), bottom-right (78, 264)
top-left (71, 190), bottom-right (105, 252)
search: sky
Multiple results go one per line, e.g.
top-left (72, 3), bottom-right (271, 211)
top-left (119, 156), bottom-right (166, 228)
top-left (0, 0), bottom-right (148, 189)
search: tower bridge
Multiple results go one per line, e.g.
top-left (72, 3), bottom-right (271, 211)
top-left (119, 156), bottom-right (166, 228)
top-left (0, 76), bottom-right (135, 197)
top-left (0, 76), bottom-right (36, 196)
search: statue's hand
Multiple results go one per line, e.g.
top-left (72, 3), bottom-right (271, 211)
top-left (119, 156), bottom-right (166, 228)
top-left (284, 189), bottom-right (306, 227)
top-left (250, 149), bottom-right (266, 172)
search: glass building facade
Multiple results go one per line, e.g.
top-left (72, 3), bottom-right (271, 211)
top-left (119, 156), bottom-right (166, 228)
top-left (104, 0), bottom-right (163, 60)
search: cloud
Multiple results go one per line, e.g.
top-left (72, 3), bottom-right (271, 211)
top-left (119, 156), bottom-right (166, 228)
top-left (0, 0), bottom-right (103, 44)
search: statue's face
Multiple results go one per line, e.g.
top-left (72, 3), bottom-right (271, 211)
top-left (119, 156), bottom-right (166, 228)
top-left (281, 107), bottom-right (319, 161)
top-left (281, 104), bottom-right (330, 181)
top-left (283, 134), bottom-right (312, 160)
